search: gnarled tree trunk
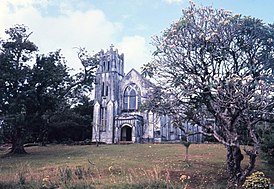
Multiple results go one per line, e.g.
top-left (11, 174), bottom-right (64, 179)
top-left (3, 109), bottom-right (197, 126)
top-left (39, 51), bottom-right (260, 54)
top-left (226, 145), bottom-right (257, 188)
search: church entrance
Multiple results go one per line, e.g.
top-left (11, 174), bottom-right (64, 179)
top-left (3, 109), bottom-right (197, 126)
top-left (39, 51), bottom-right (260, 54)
top-left (121, 125), bottom-right (132, 141)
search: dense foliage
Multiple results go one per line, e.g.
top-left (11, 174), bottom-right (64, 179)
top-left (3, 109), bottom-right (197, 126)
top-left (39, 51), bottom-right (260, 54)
top-left (47, 97), bottom-right (94, 143)
top-left (0, 25), bottom-right (98, 153)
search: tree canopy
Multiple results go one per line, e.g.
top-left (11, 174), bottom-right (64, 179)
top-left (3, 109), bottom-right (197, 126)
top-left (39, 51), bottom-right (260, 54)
top-left (0, 25), bottom-right (98, 154)
top-left (142, 3), bottom-right (274, 186)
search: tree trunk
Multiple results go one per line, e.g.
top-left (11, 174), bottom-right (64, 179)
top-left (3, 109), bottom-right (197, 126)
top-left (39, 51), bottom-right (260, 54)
top-left (9, 127), bottom-right (27, 154)
top-left (239, 149), bottom-right (257, 184)
top-left (185, 146), bottom-right (189, 162)
top-left (226, 145), bottom-right (256, 188)
top-left (41, 127), bottom-right (48, 146)
top-left (226, 145), bottom-right (243, 188)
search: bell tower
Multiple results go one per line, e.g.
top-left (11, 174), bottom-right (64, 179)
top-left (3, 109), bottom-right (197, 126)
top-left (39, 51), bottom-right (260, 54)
top-left (92, 45), bottom-right (124, 144)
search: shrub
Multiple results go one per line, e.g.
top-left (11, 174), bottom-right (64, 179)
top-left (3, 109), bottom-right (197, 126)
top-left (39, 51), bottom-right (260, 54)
top-left (242, 171), bottom-right (271, 189)
top-left (260, 123), bottom-right (274, 166)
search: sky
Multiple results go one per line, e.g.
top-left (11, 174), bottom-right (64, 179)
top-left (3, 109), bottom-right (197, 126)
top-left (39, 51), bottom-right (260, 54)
top-left (1, 0), bottom-right (274, 74)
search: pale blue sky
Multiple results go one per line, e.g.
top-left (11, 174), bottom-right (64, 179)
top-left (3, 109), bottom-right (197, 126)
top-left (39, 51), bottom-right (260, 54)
top-left (1, 0), bottom-right (274, 73)
top-left (93, 0), bottom-right (274, 39)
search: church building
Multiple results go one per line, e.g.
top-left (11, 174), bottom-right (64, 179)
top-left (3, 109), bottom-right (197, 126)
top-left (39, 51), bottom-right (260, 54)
top-left (92, 46), bottom-right (202, 144)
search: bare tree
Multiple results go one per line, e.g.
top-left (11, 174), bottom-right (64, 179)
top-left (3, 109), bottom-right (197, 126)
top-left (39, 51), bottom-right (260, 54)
top-left (142, 2), bottom-right (274, 187)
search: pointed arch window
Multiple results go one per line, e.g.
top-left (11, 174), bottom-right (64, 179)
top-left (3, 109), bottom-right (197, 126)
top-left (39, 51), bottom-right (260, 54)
top-left (123, 83), bottom-right (141, 111)
top-left (100, 107), bottom-right (107, 131)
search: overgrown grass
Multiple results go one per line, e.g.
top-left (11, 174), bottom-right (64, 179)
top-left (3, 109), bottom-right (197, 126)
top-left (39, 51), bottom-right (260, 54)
top-left (0, 143), bottom-right (273, 189)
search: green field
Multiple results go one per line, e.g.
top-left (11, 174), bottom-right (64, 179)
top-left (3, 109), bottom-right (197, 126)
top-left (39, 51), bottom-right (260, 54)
top-left (0, 143), bottom-right (273, 189)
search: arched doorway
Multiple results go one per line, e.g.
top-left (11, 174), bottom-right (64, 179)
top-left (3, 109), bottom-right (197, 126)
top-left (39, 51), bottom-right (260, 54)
top-left (121, 125), bottom-right (132, 141)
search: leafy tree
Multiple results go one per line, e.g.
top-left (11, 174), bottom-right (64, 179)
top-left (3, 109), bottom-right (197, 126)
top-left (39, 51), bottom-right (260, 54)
top-left (47, 96), bottom-right (94, 143)
top-left (71, 96), bottom-right (94, 140)
top-left (0, 25), bottom-right (38, 153)
top-left (142, 3), bottom-right (274, 187)
top-left (0, 25), bottom-right (98, 154)
top-left (28, 50), bottom-right (73, 145)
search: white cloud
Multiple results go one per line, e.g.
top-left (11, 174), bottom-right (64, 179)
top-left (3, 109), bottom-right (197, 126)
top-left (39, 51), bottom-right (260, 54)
top-left (0, 1), bottom-right (121, 72)
top-left (117, 36), bottom-right (151, 73)
top-left (4, 0), bottom-right (38, 6)
top-left (0, 1), bottom-right (151, 76)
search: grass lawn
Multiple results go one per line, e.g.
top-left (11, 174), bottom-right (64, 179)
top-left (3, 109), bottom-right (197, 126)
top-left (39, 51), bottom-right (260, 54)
top-left (0, 143), bottom-right (273, 189)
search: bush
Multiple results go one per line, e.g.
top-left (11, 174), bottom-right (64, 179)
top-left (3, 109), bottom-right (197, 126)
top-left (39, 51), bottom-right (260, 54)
top-left (260, 125), bottom-right (274, 165)
top-left (242, 171), bottom-right (271, 189)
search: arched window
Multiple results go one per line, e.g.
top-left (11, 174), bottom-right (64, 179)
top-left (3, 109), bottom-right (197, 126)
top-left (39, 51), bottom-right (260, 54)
top-left (100, 107), bottom-right (107, 131)
top-left (123, 83), bottom-right (141, 111)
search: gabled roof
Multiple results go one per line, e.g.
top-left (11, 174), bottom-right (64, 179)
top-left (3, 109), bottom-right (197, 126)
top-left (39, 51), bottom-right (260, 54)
top-left (122, 68), bottom-right (154, 89)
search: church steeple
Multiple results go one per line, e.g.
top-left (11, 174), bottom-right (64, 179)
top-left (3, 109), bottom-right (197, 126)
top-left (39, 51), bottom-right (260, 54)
top-left (93, 45), bottom-right (124, 144)
top-left (94, 45), bottom-right (124, 100)
top-left (97, 45), bottom-right (124, 75)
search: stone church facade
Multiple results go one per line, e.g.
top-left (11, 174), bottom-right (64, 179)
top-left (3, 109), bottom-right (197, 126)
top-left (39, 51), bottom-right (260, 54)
top-left (92, 46), bottom-right (202, 144)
